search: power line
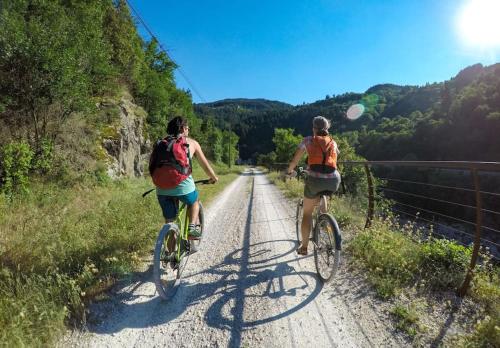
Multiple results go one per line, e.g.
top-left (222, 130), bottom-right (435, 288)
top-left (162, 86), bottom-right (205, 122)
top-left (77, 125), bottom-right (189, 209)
top-left (124, 0), bottom-right (206, 103)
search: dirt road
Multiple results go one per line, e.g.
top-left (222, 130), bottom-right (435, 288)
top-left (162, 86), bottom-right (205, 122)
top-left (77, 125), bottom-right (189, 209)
top-left (66, 169), bottom-right (408, 347)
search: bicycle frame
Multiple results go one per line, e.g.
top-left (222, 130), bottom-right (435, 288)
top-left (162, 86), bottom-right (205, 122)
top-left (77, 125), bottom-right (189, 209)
top-left (164, 201), bottom-right (191, 261)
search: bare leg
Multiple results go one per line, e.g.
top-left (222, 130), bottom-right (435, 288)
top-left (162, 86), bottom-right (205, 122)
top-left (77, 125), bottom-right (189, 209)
top-left (187, 200), bottom-right (200, 225)
top-left (165, 219), bottom-right (176, 252)
top-left (301, 197), bottom-right (320, 250)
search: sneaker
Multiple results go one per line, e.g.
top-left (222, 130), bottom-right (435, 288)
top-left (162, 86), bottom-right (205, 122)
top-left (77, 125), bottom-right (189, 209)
top-left (187, 224), bottom-right (202, 239)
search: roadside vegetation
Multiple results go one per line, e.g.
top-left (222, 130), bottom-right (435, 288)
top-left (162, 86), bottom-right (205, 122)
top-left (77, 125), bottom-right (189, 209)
top-left (0, 163), bottom-right (242, 347)
top-left (266, 169), bottom-right (499, 347)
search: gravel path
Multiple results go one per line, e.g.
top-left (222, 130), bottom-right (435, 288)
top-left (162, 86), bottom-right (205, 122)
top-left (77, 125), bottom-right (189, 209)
top-left (64, 169), bottom-right (409, 347)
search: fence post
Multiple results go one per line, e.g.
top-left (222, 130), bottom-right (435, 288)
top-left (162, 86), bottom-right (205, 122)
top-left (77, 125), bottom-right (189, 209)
top-left (364, 163), bottom-right (375, 228)
top-left (458, 167), bottom-right (482, 297)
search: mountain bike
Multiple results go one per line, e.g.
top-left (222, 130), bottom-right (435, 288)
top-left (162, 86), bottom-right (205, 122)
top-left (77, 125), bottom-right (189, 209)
top-left (143, 179), bottom-right (211, 300)
top-left (292, 168), bottom-right (342, 283)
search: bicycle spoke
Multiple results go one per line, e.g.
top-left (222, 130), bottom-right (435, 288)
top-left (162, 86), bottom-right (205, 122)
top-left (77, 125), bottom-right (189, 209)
top-left (314, 213), bottom-right (341, 283)
top-left (154, 227), bottom-right (183, 300)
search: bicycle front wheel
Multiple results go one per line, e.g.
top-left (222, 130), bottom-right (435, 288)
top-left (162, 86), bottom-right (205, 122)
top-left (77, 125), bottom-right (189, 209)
top-left (313, 213), bottom-right (342, 283)
top-left (296, 199), bottom-right (303, 244)
top-left (153, 224), bottom-right (183, 300)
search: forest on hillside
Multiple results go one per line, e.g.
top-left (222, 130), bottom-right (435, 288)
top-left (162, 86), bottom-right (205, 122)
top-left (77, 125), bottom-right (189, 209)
top-left (0, 0), bottom-right (238, 194)
top-left (196, 63), bottom-right (500, 162)
top-left (0, 2), bottom-right (241, 345)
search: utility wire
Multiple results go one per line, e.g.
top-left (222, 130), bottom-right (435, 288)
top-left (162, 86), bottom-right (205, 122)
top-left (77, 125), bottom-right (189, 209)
top-left (124, 0), bottom-right (207, 103)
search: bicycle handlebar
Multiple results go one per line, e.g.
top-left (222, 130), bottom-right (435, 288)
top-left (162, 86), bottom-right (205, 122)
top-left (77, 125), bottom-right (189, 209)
top-left (285, 167), bottom-right (306, 180)
top-left (194, 179), bottom-right (213, 185)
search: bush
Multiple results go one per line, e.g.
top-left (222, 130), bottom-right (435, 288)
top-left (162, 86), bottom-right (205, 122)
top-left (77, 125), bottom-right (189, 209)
top-left (349, 219), bottom-right (478, 296)
top-left (0, 141), bottom-right (34, 196)
top-left (349, 221), bottom-right (421, 298)
top-left (420, 238), bottom-right (471, 289)
top-left (390, 303), bottom-right (421, 337)
top-left (33, 138), bottom-right (55, 174)
top-left (454, 315), bottom-right (500, 347)
top-left (471, 266), bottom-right (500, 312)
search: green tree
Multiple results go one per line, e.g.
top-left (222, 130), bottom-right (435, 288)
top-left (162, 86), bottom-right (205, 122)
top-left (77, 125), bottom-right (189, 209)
top-left (103, 0), bottom-right (146, 93)
top-left (222, 130), bottom-right (239, 166)
top-left (272, 128), bottom-right (302, 163)
top-left (0, 0), bottom-right (113, 146)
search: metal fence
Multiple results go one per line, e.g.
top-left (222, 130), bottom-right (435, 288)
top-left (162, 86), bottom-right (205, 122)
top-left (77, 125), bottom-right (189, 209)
top-left (269, 161), bottom-right (500, 296)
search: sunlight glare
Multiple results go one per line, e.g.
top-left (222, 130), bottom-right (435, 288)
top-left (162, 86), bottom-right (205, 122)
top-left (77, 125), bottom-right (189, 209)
top-left (457, 0), bottom-right (500, 48)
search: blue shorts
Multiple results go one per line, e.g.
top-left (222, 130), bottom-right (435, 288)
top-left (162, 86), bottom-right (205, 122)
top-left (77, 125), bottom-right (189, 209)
top-left (157, 190), bottom-right (199, 220)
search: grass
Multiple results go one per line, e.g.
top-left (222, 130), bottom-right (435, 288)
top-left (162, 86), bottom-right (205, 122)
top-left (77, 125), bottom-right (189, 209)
top-left (349, 221), bottom-right (421, 298)
top-left (453, 315), bottom-right (500, 347)
top-left (265, 169), bottom-right (500, 346)
top-left (390, 303), bottom-right (422, 338)
top-left (0, 163), bottom-right (242, 347)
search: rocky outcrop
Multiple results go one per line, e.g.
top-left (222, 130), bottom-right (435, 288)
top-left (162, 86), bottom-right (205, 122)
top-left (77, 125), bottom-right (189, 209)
top-left (100, 93), bottom-right (149, 178)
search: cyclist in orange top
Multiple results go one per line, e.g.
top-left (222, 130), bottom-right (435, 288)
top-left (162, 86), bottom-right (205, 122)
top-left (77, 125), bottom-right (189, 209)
top-left (287, 116), bottom-right (341, 255)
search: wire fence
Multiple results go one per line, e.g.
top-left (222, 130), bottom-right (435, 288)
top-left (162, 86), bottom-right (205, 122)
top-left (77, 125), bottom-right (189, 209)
top-left (268, 160), bottom-right (500, 296)
top-left (341, 160), bottom-right (500, 296)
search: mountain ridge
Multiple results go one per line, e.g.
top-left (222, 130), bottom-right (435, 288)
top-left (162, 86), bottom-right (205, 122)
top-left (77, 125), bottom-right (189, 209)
top-left (195, 62), bottom-right (500, 161)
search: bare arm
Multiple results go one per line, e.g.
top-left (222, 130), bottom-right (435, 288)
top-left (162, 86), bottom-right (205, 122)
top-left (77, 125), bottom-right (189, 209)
top-left (287, 147), bottom-right (306, 174)
top-left (190, 139), bottom-right (218, 183)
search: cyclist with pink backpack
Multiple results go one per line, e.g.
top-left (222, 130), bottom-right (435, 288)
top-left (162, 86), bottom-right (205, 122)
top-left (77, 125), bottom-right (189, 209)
top-left (149, 116), bottom-right (218, 238)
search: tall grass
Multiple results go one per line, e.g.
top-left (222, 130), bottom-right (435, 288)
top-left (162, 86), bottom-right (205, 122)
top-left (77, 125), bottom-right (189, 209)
top-left (0, 164), bottom-right (242, 347)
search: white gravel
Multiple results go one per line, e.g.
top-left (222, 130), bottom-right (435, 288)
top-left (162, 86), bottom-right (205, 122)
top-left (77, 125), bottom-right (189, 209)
top-left (62, 169), bottom-right (409, 348)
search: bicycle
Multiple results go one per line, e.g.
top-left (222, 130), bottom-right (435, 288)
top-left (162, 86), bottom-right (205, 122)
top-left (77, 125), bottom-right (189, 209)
top-left (143, 179), bottom-right (211, 300)
top-left (292, 167), bottom-right (342, 283)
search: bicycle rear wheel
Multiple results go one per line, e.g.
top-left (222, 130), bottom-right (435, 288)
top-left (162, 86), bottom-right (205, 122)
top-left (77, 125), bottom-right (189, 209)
top-left (153, 224), bottom-right (186, 300)
top-left (313, 213), bottom-right (342, 283)
top-left (295, 199), bottom-right (303, 243)
top-left (189, 201), bottom-right (204, 252)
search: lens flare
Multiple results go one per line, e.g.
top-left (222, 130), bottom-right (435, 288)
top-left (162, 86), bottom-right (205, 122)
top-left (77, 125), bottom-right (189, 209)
top-left (346, 104), bottom-right (365, 120)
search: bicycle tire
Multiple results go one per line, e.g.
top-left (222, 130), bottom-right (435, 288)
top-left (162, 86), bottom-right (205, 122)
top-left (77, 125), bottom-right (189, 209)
top-left (189, 201), bottom-right (204, 252)
top-left (313, 213), bottom-right (342, 283)
top-left (295, 199), bottom-right (303, 244)
top-left (153, 223), bottom-right (185, 300)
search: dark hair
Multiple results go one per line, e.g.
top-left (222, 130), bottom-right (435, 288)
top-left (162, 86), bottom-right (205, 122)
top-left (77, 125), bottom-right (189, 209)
top-left (167, 116), bottom-right (188, 136)
top-left (314, 129), bottom-right (328, 136)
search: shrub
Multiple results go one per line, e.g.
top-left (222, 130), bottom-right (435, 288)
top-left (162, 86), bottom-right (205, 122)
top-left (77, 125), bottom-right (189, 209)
top-left (390, 303), bottom-right (421, 337)
top-left (454, 315), bottom-right (500, 347)
top-left (33, 138), bottom-right (55, 174)
top-left (349, 221), bottom-right (420, 298)
top-left (0, 141), bottom-right (34, 196)
top-left (470, 266), bottom-right (500, 312)
top-left (419, 238), bottom-right (471, 290)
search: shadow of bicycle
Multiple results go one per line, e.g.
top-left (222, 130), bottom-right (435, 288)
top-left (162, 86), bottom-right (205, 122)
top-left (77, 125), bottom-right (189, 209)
top-left (88, 175), bottom-right (323, 346)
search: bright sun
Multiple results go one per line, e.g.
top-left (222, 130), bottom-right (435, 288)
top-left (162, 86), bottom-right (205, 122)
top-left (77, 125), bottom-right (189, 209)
top-left (457, 0), bottom-right (500, 48)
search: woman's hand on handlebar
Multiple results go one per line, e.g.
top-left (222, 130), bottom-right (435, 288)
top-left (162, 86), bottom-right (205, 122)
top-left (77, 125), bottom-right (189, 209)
top-left (285, 170), bottom-right (297, 178)
top-left (209, 176), bottom-right (218, 184)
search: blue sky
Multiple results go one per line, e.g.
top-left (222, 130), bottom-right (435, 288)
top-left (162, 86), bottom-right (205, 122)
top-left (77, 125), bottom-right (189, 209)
top-left (128, 0), bottom-right (500, 105)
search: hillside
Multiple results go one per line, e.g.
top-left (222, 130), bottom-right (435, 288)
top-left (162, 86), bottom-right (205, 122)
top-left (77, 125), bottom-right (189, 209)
top-left (195, 63), bottom-right (500, 162)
